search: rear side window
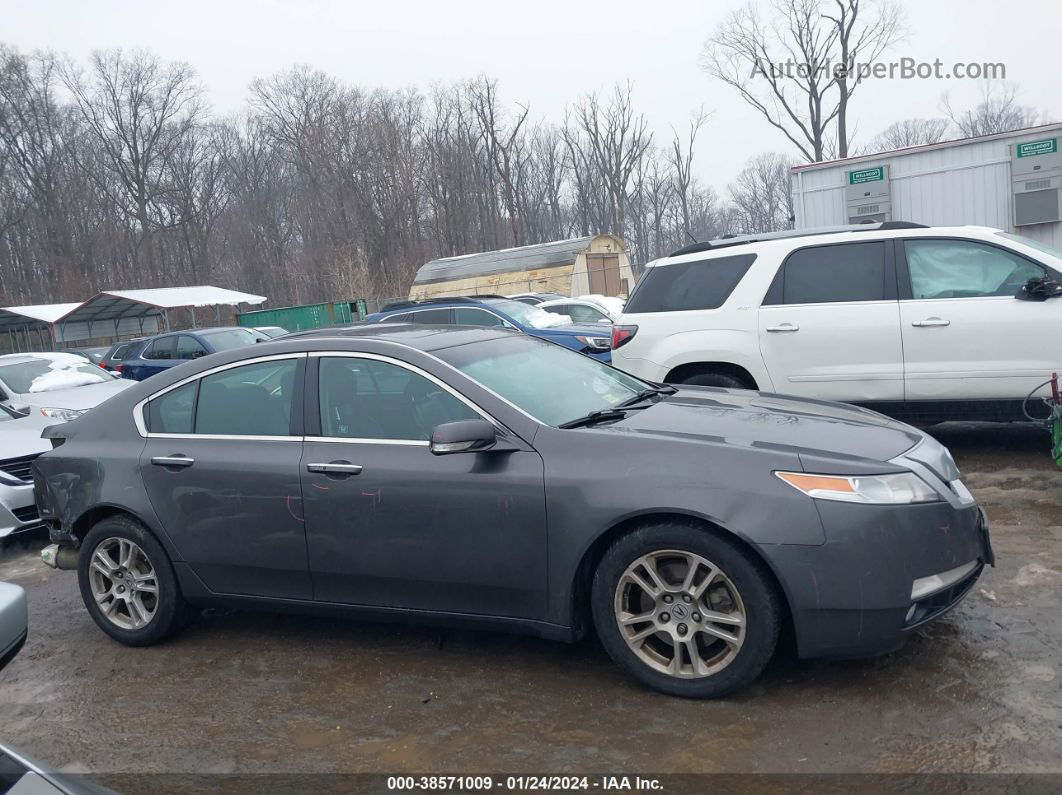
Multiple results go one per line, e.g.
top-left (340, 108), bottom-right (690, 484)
top-left (196, 360), bottom-right (298, 436)
top-left (412, 308), bottom-right (453, 324)
top-left (143, 337), bottom-right (176, 360)
top-left (146, 382), bottom-right (196, 434)
top-left (775, 242), bottom-right (887, 304)
top-left (624, 254), bottom-right (756, 313)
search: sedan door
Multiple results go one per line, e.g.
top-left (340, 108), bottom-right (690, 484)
top-left (301, 353), bottom-right (549, 619)
top-left (758, 240), bottom-right (904, 402)
top-left (138, 354), bottom-right (312, 599)
top-left (898, 237), bottom-right (1061, 400)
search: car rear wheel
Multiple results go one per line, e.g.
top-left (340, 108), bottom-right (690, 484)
top-left (78, 516), bottom-right (193, 646)
top-left (591, 522), bottom-right (781, 698)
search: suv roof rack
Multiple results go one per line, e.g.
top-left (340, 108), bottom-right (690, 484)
top-left (667, 221), bottom-right (929, 257)
top-left (378, 295), bottom-right (508, 312)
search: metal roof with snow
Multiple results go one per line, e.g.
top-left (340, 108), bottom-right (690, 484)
top-left (57, 286), bottom-right (267, 325)
top-left (0, 303), bottom-right (83, 333)
top-left (413, 237), bottom-right (595, 285)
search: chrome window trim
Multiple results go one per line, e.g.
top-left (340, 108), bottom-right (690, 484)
top-left (133, 353), bottom-right (307, 438)
top-left (309, 437), bottom-right (430, 447)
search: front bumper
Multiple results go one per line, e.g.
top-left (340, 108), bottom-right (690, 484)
top-left (0, 480), bottom-right (41, 539)
top-left (762, 501), bottom-right (992, 659)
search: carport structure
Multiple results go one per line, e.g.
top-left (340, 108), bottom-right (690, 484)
top-left (0, 303), bottom-right (82, 352)
top-left (52, 286), bottom-right (267, 345)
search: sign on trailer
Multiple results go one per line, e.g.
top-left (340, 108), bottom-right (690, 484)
top-left (1016, 139), bottom-right (1058, 157)
top-left (848, 167), bottom-right (885, 185)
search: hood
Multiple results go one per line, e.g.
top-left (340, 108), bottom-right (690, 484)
top-left (11, 378), bottom-right (135, 411)
top-left (608, 386), bottom-right (923, 463)
top-left (0, 415), bottom-right (53, 459)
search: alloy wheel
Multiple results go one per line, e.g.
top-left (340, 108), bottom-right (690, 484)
top-left (613, 548), bottom-right (746, 678)
top-left (87, 537), bottom-right (160, 630)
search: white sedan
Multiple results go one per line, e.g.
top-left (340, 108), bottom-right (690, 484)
top-left (537, 295), bottom-right (625, 324)
top-left (0, 352), bottom-right (134, 421)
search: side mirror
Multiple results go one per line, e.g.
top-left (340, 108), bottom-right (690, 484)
top-left (0, 582), bottom-right (28, 673)
top-left (1016, 276), bottom-right (1062, 301)
top-left (430, 419), bottom-right (497, 455)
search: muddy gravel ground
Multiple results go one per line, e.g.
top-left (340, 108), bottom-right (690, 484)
top-left (1, 423), bottom-right (1060, 787)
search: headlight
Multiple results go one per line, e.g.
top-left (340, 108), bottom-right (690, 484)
top-left (39, 407), bottom-right (88, 422)
top-left (775, 471), bottom-right (939, 505)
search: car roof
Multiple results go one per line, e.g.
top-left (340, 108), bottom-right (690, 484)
top-left (276, 322), bottom-right (518, 352)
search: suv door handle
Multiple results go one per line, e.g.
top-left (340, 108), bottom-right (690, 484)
top-left (306, 462), bottom-right (363, 476)
top-left (151, 455), bottom-right (194, 468)
top-left (765, 323), bottom-right (799, 333)
top-left (911, 317), bottom-right (950, 327)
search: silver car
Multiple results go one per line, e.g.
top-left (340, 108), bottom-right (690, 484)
top-left (0, 403), bottom-right (52, 538)
top-left (0, 352), bottom-right (133, 421)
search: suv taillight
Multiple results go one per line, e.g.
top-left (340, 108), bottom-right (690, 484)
top-left (113, 363), bottom-right (123, 373)
top-left (611, 325), bottom-right (638, 349)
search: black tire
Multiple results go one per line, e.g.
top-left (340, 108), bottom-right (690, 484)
top-left (591, 521), bottom-right (781, 698)
top-left (677, 372), bottom-right (748, 390)
top-left (77, 515), bottom-right (193, 646)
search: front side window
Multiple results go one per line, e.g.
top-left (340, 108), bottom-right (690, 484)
top-left (411, 308), bottom-right (453, 324)
top-left (780, 242), bottom-right (886, 304)
top-left (318, 357), bottom-right (478, 441)
top-left (437, 335), bottom-right (647, 427)
top-left (624, 254), bottom-right (756, 313)
top-left (144, 337), bottom-right (176, 360)
top-left (905, 239), bottom-right (1045, 299)
top-left (176, 335), bottom-right (209, 360)
top-left (199, 328), bottom-right (262, 352)
top-left (195, 359), bottom-right (297, 436)
top-left (454, 307), bottom-right (505, 327)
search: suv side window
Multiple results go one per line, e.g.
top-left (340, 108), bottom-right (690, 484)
top-left (454, 307), bottom-right (505, 326)
top-left (195, 359), bottom-right (298, 436)
top-left (176, 335), bottom-right (209, 360)
top-left (904, 239), bottom-right (1045, 299)
top-left (143, 336), bottom-right (176, 360)
top-left (318, 357), bottom-right (478, 441)
top-left (411, 308), bottom-right (454, 324)
top-left (624, 254), bottom-right (756, 313)
top-left (776, 242), bottom-right (887, 305)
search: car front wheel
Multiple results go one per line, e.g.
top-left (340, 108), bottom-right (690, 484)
top-left (78, 516), bottom-right (193, 646)
top-left (591, 522), bottom-right (781, 698)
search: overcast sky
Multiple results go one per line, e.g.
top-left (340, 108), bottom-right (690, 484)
top-left (6, 0), bottom-right (1059, 193)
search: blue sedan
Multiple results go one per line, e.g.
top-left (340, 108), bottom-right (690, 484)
top-left (365, 296), bottom-right (613, 362)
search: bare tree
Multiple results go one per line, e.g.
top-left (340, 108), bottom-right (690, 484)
top-left (563, 83), bottom-right (653, 235)
top-left (859, 117), bottom-right (950, 154)
top-left (944, 82), bottom-right (1045, 138)
top-left (728, 152), bottom-right (795, 233)
top-left (62, 50), bottom-right (204, 277)
top-left (468, 77), bottom-right (530, 247)
top-left (668, 109), bottom-right (710, 243)
top-left (703, 0), bottom-right (903, 161)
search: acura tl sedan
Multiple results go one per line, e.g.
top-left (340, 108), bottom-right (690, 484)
top-left (32, 325), bottom-right (993, 697)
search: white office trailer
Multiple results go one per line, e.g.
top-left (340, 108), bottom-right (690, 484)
top-left (791, 122), bottom-right (1062, 249)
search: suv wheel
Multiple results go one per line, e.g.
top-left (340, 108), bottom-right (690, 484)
top-left (676, 372), bottom-right (747, 389)
top-left (78, 516), bottom-right (193, 646)
top-left (591, 522), bottom-right (781, 698)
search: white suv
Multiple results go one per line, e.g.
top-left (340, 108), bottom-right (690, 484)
top-left (611, 223), bottom-right (1062, 422)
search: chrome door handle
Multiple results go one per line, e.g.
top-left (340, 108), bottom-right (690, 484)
top-left (911, 318), bottom-right (950, 327)
top-left (765, 323), bottom-right (799, 333)
top-left (151, 456), bottom-right (194, 468)
top-left (306, 462), bottom-right (363, 475)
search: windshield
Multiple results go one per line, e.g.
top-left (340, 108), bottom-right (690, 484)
top-left (200, 328), bottom-right (265, 351)
top-left (436, 336), bottom-right (648, 427)
top-left (996, 232), bottom-right (1062, 263)
top-left (481, 298), bottom-right (572, 329)
top-left (0, 356), bottom-right (115, 394)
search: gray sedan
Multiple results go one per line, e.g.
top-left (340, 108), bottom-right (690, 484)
top-left (32, 325), bottom-right (993, 697)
